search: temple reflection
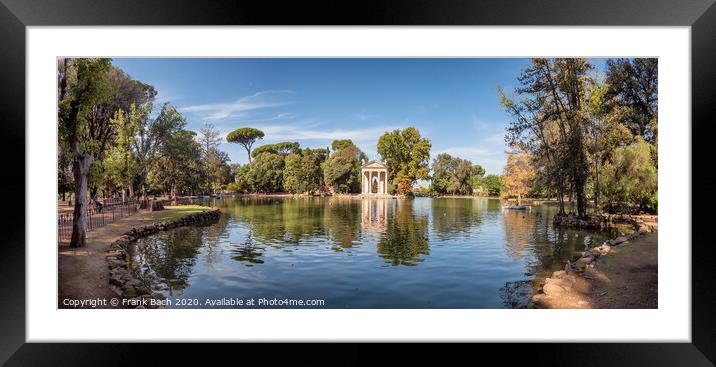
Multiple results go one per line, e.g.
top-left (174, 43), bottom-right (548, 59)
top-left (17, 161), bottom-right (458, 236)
top-left (361, 198), bottom-right (388, 233)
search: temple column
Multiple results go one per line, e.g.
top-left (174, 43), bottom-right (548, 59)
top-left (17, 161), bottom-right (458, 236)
top-left (363, 171), bottom-right (368, 194)
top-left (380, 171), bottom-right (385, 194)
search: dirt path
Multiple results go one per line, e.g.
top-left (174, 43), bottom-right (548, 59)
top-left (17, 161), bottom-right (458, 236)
top-left (58, 211), bottom-right (163, 309)
top-left (535, 232), bottom-right (658, 309)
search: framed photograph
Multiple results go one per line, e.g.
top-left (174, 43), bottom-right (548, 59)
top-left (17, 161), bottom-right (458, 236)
top-left (2, 0), bottom-right (714, 364)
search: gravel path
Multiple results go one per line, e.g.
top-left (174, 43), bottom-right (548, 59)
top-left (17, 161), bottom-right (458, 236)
top-left (534, 232), bottom-right (658, 309)
top-left (58, 212), bottom-right (158, 309)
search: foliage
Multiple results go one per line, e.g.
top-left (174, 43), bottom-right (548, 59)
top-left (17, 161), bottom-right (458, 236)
top-left (251, 141), bottom-right (301, 158)
top-left (245, 153), bottom-right (285, 193)
top-left (605, 58), bottom-right (658, 144)
top-left (599, 137), bottom-right (657, 213)
top-left (431, 153), bottom-right (479, 195)
top-left (283, 149), bottom-right (325, 194)
top-left (131, 102), bottom-right (187, 199)
top-left (149, 129), bottom-right (204, 197)
top-left (476, 175), bottom-right (503, 197)
top-left (323, 139), bottom-right (367, 193)
top-left (204, 147), bottom-right (233, 193)
top-left (226, 127), bottom-right (265, 162)
top-left (377, 127), bottom-right (431, 194)
top-left (501, 147), bottom-right (536, 204)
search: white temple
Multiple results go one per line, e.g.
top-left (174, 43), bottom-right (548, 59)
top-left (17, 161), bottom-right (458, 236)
top-left (360, 161), bottom-right (388, 195)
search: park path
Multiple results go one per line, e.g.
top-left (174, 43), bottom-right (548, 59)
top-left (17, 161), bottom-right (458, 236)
top-left (58, 211), bottom-right (159, 309)
top-left (536, 232), bottom-right (658, 309)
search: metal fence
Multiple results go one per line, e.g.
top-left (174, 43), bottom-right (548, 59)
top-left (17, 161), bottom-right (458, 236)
top-left (58, 198), bottom-right (138, 244)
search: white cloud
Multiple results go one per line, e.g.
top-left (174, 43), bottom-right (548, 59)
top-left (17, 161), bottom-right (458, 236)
top-left (257, 124), bottom-right (400, 143)
top-left (181, 90), bottom-right (293, 121)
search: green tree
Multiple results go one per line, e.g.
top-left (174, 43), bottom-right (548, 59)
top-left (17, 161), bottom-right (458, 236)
top-left (478, 175), bottom-right (503, 197)
top-left (283, 149), bottom-right (325, 194)
top-left (58, 58), bottom-right (113, 248)
top-left (132, 103), bottom-right (187, 203)
top-left (323, 139), bottom-right (367, 193)
top-left (226, 127), bottom-right (265, 162)
top-left (230, 164), bottom-right (251, 193)
top-left (599, 137), bottom-right (657, 213)
top-left (605, 58), bottom-right (658, 144)
top-left (204, 147), bottom-right (233, 194)
top-left (376, 127), bottom-right (431, 195)
top-left (149, 130), bottom-right (203, 197)
top-left (246, 153), bottom-right (285, 192)
top-left (431, 153), bottom-right (476, 195)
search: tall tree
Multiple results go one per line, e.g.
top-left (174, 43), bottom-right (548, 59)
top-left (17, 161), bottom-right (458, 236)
top-left (377, 127), bottom-right (432, 195)
top-left (197, 122), bottom-right (222, 153)
top-left (58, 58), bottom-right (112, 248)
top-left (132, 102), bottom-right (186, 204)
top-left (196, 122), bottom-right (223, 192)
top-left (501, 58), bottom-right (593, 217)
top-left (227, 127), bottom-right (265, 162)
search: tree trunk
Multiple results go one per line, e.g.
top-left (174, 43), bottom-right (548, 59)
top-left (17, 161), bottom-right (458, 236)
top-left (70, 153), bottom-right (92, 248)
top-left (594, 158), bottom-right (600, 214)
top-left (576, 187), bottom-right (587, 218)
top-left (556, 179), bottom-right (565, 216)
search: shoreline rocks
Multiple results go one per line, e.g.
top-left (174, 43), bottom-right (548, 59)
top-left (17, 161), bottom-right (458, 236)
top-left (533, 214), bottom-right (657, 308)
top-left (553, 212), bottom-right (658, 231)
top-left (106, 209), bottom-right (221, 309)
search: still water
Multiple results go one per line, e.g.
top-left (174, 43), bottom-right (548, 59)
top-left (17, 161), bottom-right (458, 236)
top-left (129, 197), bottom-right (614, 308)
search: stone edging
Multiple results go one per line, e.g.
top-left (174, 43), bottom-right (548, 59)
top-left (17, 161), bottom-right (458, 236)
top-left (105, 209), bottom-right (221, 309)
top-left (532, 216), bottom-right (657, 307)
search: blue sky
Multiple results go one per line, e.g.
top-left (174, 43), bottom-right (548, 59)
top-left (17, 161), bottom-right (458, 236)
top-left (112, 58), bottom-right (607, 175)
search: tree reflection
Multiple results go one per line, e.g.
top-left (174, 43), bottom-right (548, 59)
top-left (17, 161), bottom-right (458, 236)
top-left (131, 227), bottom-right (204, 294)
top-left (324, 198), bottom-right (362, 248)
top-left (501, 209), bottom-right (537, 259)
top-left (376, 200), bottom-right (430, 266)
top-left (230, 230), bottom-right (265, 265)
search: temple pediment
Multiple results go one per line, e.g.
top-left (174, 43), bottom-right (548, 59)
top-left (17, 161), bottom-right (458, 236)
top-left (361, 160), bottom-right (388, 170)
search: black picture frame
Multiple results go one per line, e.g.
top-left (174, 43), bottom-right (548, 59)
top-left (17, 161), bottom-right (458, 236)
top-left (1, 0), bottom-right (714, 365)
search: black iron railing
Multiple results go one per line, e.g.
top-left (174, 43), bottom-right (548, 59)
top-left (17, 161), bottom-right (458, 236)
top-left (58, 198), bottom-right (138, 243)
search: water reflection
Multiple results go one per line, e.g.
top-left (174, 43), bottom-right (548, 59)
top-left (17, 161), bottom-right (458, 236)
top-left (131, 227), bottom-right (203, 294)
top-left (128, 197), bottom-right (616, 308)
top-left (376, 200), bottom-right (430, 266)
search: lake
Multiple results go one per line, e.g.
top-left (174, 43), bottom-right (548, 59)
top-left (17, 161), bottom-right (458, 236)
top-left (129, 197), bottom-right (614, 308)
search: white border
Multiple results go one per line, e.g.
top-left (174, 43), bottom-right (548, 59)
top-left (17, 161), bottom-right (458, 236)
top-left (27, 27), bottom-right (690, 342)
